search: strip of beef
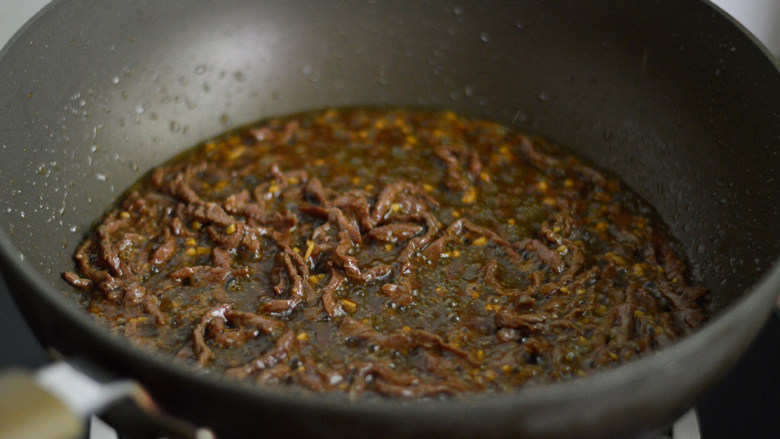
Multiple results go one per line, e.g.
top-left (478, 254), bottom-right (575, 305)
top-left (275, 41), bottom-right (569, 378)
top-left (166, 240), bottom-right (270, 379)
top-left (226, 330), bottom-right (297, 379)
top-left (320, 269), bottom-right (347, 317)
top-left (260, 252), bottom-right (305, 315)
top-left (368, 223), bottom-right (424, 243)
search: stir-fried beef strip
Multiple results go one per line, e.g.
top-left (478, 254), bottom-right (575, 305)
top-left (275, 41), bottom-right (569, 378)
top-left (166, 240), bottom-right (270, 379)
top-left (64, 108), bottom-right (709, 398)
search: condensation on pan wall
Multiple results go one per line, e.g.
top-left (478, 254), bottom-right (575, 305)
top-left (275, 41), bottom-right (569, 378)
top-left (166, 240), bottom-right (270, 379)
top-left (2, 1), bottom-right (780, 58)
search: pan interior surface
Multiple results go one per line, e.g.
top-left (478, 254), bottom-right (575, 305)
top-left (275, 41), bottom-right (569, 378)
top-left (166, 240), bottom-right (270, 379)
top-left (0, 1), bottom-right (778, 438)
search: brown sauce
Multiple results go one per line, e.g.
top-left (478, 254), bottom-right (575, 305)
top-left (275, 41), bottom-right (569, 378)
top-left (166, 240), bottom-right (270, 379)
top-left (64, 108), bottom-right (708, 398)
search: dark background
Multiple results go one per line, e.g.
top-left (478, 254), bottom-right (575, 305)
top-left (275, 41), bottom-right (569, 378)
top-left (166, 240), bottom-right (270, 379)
top-left (1, 272), bottom-right (778, 438)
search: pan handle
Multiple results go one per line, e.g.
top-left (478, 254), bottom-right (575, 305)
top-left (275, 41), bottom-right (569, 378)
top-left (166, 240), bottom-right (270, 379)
top-left (0, 368), bottom-right (83, 439)
top-left (0, 362), bottom-right (215, 439)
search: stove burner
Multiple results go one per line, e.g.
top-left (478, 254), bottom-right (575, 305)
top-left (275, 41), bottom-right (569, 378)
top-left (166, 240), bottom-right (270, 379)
top-left (88, 409), bottom-right (701, 439)
top-left (654, 409), bottom-right (700, 439)
top-left (670, 410), bottom-right (700, 439)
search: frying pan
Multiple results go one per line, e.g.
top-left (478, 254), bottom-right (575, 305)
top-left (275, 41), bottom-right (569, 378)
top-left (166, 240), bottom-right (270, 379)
top-left (0, 0), bottom-right (778, 438)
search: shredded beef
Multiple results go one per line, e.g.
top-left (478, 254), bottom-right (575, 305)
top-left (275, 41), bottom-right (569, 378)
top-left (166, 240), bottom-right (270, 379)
top-left (64, 108), bottom-right (709, 399)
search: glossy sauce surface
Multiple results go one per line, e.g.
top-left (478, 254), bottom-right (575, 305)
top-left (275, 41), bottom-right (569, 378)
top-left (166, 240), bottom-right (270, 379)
top-left (65, 108), bottom-right (708, 398)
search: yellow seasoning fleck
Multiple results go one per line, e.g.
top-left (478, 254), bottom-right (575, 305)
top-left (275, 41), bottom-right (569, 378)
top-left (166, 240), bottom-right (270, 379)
top-left (564, 179), bottom-right (575, 188)
top-left (559, 286), bottom-right (570, 293)
top-left (451, 249), bottom-right (461, 258)
top-left (288, 176), bottom-right (300, 185)
top-left (452, 210), bottom-right (461, 219)
top-left (185, 238), bottom-right (197, 247)
top-left (609, 352), bottom-right (619, 361)
top-left (501, 365), bottom-right (513, 374)
top-left (192, 221), bottom-right (202, 231)
top-left (296, 332), bottom-right (309, 342)
top-left (655, 326), bottom-right (664, 335)
top-left (557, 244), bottom-right (568, 254)
top-left (576, 288), bottom-right (586, 295)
top-left (485, 303), bottom-right (502, 312)
top-left (268, 184), bottom-right (280, 193)
top-left (543, 197), bottom-right (557, 206)
top-left (341, 299), bottom-right (357, 313)
top-left (313, 158), bottom-right (326, 166)
top-left (537, 181), bottom-right (549, 191)
top-left (390, 203), bottom-right (402, 212)
top-left (308, 274), bottom-right (326, 285)
top-left (507, 218), bottom-right (516, 225)
top-left (225, 224), bottom-right (237, 235)
top-left (475, 350), bottom-right (485, 362)
top-left (633, 310), bottom-right (645, 318)
top-left (196, 246), bottom-right (210, 255)
top-left (473, 237), bottom-right (487, 247)
top-left (479, 171), bottom-right (491, 182)
top-left (364, 184), bottom-right (375, 192)
top-left (384, 243), bottom-right (394, 251)
top-left (422, 183), bottom-right (434, 192)
top-left (486, 370), bottom-right (497, 381)
top-left (632, 264), bottom-right (644, 276)
top-left (214, 181), bottom-right (229, 191)
top-left (607, 253), bottom-right (627, 266)
top-left (461, 186), bottom-right (477, 204)
top-left (402, 325), bottom-right (412, 333)
top-left (227, 145), bottom-right (246, 160)
top-left (120, 211), bottom-right (131, 219)
top-left (470, 290), bottom-right (480, 299)
top-left (595, 304), bottom-right (608, 315)
top-left (351, 176), bottom-right (361, 185)
top-left (185, 248), bottom-right (197, 257)
top-left (304, 240), bottom-right (315, 260)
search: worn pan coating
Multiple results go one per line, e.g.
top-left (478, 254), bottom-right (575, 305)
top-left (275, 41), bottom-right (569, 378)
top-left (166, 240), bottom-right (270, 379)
top-left (0, 1), bottom-right (779, 438)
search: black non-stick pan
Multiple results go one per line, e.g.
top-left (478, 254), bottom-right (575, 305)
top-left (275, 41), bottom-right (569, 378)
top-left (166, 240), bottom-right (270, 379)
top-left (0, 1), bottom-right (778, 438)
